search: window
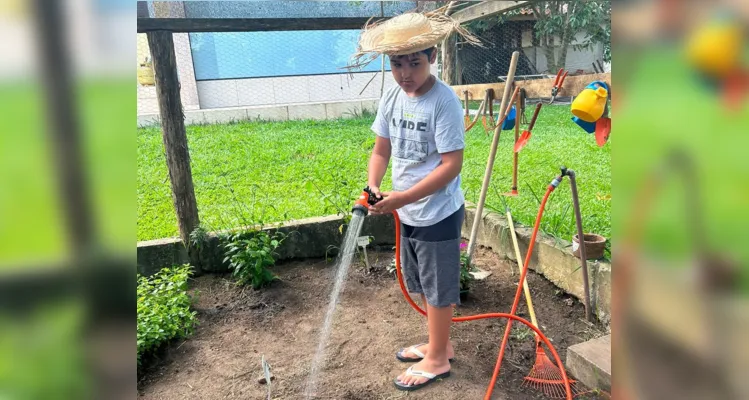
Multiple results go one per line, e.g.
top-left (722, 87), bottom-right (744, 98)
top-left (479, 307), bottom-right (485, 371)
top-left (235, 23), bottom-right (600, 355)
top-left (190, 30), bottom-right (390, 80)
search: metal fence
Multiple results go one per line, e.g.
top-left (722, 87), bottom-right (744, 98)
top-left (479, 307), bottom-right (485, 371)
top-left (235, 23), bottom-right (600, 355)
top-left (137, 0), bottom-right (436, 122)
top-left (137, 1), bottom-right (609, 122)
top-left (442, 7), bottom-right (609, 86)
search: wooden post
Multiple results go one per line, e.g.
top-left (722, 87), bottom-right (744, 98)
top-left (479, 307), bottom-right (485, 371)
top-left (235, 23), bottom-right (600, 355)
top-left (147, 31), bottom-right (200, 248)
top-left (441, 33), bottom-right (456, 85)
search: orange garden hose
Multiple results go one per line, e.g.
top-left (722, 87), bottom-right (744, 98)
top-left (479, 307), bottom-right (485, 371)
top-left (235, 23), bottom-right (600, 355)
top-left (389, 177), bottom-right (572, 399)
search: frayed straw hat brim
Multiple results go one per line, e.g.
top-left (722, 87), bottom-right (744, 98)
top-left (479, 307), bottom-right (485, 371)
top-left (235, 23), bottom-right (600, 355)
top-left (347, 10), bottom-right (481, 70)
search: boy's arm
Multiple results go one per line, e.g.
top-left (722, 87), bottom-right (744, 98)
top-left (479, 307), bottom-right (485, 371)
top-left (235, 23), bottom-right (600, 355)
top-left (367, 136), bottom-right (391, 195)
top-left (369, 150), bottom-right (462, 214)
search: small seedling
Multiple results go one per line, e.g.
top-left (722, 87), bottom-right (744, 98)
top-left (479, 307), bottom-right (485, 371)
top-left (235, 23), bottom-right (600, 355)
top-left (386, 258), bottom-right (397, 275)
top-left (510, 326), bottom-right (534, 341)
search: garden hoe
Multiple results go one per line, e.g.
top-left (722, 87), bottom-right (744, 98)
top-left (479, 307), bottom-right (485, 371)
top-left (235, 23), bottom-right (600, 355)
top-left (481, 88), bottom-right (497, 134)
top-left (507, 209), bottom-right (585, 398)
top-left (514, 102), bottom-right (543, 153)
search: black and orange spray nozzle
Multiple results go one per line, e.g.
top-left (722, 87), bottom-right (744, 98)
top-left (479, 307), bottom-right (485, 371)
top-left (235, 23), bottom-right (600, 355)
top-left (352, 186), bottom-right (383, 215)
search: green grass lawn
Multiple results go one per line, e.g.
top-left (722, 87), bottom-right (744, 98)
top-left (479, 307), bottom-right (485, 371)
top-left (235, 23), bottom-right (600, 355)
top-left (138, 105), bottom-right (611, 245)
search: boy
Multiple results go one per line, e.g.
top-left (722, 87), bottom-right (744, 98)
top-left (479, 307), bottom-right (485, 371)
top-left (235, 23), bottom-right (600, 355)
top-left (350, 11), bottom-right (479, 391)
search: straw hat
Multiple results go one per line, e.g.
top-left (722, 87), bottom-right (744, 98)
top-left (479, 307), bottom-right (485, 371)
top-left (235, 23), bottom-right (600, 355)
top-left (347, 9), bottom-right (481, 70)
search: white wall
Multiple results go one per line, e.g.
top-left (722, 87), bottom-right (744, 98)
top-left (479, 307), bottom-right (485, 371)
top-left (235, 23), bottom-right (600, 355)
top-left (138, 47), bottom-right (440, 115)
top-left (195, 71), bottom-right (400, 109)
top-left (521, 30), bottom-right (605, 75)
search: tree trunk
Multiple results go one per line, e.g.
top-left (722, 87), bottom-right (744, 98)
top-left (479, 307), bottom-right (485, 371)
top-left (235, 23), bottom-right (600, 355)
top-left (147, 31), bottom-right (200, 257)
top-left (542, 35), bottom-right (557, 72)
top-left (558, 34), bottom-right (570, 72)
top-left (441, 33), bottom-right (457, 84)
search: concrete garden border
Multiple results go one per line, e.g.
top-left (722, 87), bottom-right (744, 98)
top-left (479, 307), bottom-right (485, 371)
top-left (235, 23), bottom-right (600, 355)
top-left (137, 204), bottom-right (612, 324)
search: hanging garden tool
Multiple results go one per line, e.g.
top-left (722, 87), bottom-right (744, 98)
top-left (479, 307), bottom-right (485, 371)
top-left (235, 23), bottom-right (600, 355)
top-left (463, 90), bottom-right (471, 126)
top-left (519, 87), bottom-right (528, 125)
top-left (464, 95), bottom-right (486, 133)
top-left (548, 68), bottom-right (569, 104)
top-left (500, 105), bottom-right (516, 131)
top-left (506, 208), bottom-right (585, 398)
top-left (504, 90), bottom-right (522, 196)
top-left (481, 88), bottom-right (497, 134)
top-left (514, 102), bottom-right (542, 153)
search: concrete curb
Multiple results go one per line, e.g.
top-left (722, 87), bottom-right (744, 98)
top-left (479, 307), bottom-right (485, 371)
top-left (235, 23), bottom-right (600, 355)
top-left (462, 204), bottom-right (611, 325)
top-left (137, 213), bottom-right (395, 277)
top-left (137, 204), bottom-right (611, 324)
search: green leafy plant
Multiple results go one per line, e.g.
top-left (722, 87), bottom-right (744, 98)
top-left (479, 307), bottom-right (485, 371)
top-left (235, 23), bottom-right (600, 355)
top-left (387, 256), bottom-right (397, 275)
top-left (510, 325), bottom-right (534, 341)
top-left (459, 243), bottom-right (475, 292)
top-left (137, 264), bottom-right (198, 366)
top-left (222, 230), bottom-right (286, 289)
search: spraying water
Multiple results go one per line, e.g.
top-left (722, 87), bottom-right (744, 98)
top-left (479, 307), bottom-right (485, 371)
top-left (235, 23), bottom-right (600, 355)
top-left (304, 208), bottom-right (367, 398)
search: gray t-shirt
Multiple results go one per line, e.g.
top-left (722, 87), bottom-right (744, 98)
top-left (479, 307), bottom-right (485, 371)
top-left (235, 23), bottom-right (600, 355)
top-left (371, 78), bottom-right (465, 227)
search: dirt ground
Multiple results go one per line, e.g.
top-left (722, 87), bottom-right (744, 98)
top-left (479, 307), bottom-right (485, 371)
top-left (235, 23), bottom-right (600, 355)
top-left (137, 245), bottom-right (607, 399)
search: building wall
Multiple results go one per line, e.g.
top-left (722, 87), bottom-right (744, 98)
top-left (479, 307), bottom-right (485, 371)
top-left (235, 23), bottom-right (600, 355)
top-left (195, 71), bottom-right (398, 109)
top-left (137, 30), bottom-right (200, 115)
top-left (521, 28), bottom-right (606, 75)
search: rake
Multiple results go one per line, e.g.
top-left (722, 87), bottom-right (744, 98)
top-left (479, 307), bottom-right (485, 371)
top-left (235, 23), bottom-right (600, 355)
top-left (506, 208), bottom-right (586, 398)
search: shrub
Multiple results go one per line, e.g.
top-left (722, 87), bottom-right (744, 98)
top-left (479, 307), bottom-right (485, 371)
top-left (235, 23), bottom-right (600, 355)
top-left (459, 243), bottom-right (475, 292)
top-left (137, 264), bottom-right (198, 366)
top-left (222, 230), bottom-right (286, 289)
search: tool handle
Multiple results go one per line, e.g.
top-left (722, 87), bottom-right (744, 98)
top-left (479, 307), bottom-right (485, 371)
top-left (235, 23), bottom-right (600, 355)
top-left (506, 210), bottom-right (539, 329)
top-left (553, 68), bottom-right (564, 86)
top-left (558, 70), bottom-right (569, 89)
top-left (527, 103), bottom-right (542, 131)
top-left (464, 91), bottom-right (469, 116)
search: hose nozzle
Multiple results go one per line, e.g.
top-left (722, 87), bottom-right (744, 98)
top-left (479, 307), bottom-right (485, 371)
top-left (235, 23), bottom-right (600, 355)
top-left (352, 186), bottom-right (383, 215)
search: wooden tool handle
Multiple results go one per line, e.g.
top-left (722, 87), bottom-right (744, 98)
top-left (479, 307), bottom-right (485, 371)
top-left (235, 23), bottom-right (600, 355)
top-left (464, 91), bottom-right (469, 116)
top-left (465, 51), bottom-right (519, 261)
top-left (507, 210), bottom-right (539, 329)
top-left (528, 103), bottom-right (542, 131)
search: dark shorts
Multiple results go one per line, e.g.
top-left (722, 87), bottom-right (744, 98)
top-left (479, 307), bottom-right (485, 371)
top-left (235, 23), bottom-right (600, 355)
top-left (400, 205), bottom-right (465, 308)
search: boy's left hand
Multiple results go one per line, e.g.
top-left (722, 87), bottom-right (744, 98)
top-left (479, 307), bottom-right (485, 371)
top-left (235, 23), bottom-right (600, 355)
top-left (368, 191), bottom-right (409, 215)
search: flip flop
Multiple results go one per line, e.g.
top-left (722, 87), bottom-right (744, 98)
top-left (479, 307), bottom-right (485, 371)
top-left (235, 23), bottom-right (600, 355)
top-left (396, 344), bottom-right (454, 363)
top-left (394, 366), bottom-right (451, 391)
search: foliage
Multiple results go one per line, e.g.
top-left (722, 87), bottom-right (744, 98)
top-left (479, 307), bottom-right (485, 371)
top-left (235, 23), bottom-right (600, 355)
top-left (529, 1), bottom-right (611, 71)
top-left (387, 256), bottom-right (397, 275)
top-left (222, 229), bottom-right (286, 289)
top-left (510, 325), bottom-right (535, 341)
top-left (137, 264), bottom-right (198, 366)
top-left (459, 243), bottom-right (475, 291)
